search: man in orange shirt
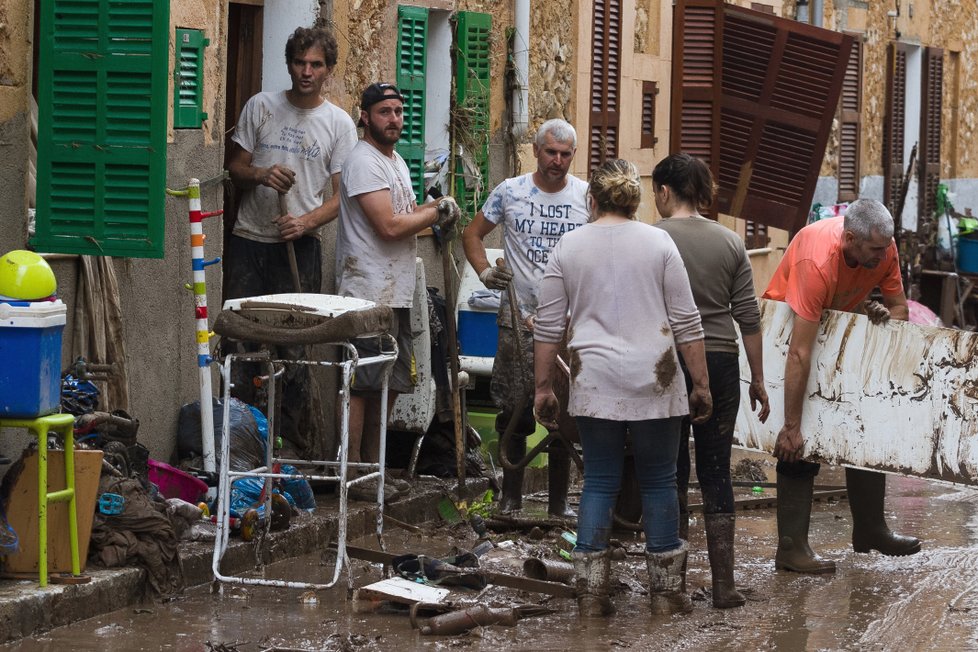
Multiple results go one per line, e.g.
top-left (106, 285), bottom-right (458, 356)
top-left (762, 198), bottom-right (920, 574)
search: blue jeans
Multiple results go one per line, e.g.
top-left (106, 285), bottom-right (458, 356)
top-left (574, 416), bottom-right (683, 553)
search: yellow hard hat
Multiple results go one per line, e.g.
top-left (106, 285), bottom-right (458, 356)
top-left (0, 250), bottom-right (57, 300)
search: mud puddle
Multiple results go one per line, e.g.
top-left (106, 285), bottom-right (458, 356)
top-left (7, 463), bottom-right (978, 651)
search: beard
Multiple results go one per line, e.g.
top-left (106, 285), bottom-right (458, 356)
top-left (366, 120), bottom-right (401, 146)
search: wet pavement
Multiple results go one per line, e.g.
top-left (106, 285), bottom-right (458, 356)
top-left (5, 457), bottom-right (978, 651)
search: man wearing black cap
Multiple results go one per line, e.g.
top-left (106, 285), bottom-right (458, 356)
top-left (336, 82), bottom-right (460, 498)
top-left (224, 26), bottom-right (357, 454)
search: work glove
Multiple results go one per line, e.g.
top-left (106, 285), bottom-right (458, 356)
top-left (435, 196), bottom-right (461, 232)
top-left (479, 261), bottom-right (513, 290)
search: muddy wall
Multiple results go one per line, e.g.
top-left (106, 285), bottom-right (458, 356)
top-left (0, 1), bottom-right (228, 464)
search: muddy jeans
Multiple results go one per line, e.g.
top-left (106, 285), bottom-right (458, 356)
top-left (575, 416), bottom-right (683, 553)
top-left (221, 234), bottom-right (322, 452)
top-left (678, 351), bottom-right (740, 514)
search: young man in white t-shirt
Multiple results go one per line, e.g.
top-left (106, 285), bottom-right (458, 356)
top-left (462, 119), bottom-right (590, 516)
top-left (335, 83), bottom-right (459, 499)
top-left (224, 26), bottom-right (357, 454)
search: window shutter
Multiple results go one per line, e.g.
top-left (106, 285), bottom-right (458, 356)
top-left (883, 43), bottom-right (910, 216)
top-left (395, 5), bottom-right (428, 200)
top-left (837, 35), bottom-right (862, 202)
top-left (174, 28), bottom-right (209, 129)
top-left (673, 1), bottom-right (853, 233)
top-left (33, 0), bottom-right (169, 258)
top-left (640, 81), bottom-right (658, 149)
top-left (717, 6), bottom-right (853, 233)
top-left (455, 11), bottom-right (492, 215)
top-left (918, 46), bottom-right (943, 219)
top-left (670, 0), bottom-right (722, 216)
top-left (589, 0), bottom-right (622, 172)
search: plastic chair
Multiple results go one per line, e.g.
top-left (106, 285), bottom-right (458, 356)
top-left (0, 412), bottom-right (80, 587)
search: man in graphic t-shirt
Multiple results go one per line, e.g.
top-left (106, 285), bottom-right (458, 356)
top-left (225, 26), bottom-right (356, 454)
top-left (462, 119), bottom-right (589, 516)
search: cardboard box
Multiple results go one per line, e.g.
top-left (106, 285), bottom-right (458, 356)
top-left (3, 449), bottom-right (103, 574)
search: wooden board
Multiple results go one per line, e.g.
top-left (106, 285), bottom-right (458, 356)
top-left (736, 300), bottom-right (978, 484)
top-left (3, 449), bottom-right (103, 574)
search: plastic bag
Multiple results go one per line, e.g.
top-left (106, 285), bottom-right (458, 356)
top-left (176, 397), bottom-right (266, 472)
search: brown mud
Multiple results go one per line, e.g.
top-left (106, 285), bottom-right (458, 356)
top-left (6, 458), bottom-right (978, 651)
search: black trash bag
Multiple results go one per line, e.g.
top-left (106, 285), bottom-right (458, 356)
top-left (177, 397), bottom-right (266, 472)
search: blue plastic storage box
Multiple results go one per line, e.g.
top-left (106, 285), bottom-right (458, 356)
top-left (457, 310), bottom-right (499, 358)
top-left (0, 300), bottom-right (66, 417)
top-left (959, 236), bottom-right (978, 274)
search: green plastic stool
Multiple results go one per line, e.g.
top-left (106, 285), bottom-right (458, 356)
top-left (0, 413), bottom-right (79, 587)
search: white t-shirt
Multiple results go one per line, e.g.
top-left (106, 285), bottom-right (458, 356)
top-left (232, 91), bottom-right (357, 243)
top-left (335, 140), bottom-right (418, 308)
top-left (480, 173), bottom-right (590, 322)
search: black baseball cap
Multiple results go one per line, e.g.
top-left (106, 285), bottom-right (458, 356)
top-left (361, 82), bottom-right (403, 112)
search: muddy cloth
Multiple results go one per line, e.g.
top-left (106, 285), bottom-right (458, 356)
top-left (89, 475), bottom-right (183, 598)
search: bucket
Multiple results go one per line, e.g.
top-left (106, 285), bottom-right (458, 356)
top-left (958, 236), bottom-right (978, 274)
top-left (148, 459), bottom-right (208, 503)
top-left (0, 300), bottom-right (66, 417)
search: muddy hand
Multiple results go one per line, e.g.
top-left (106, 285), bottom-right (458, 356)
top-left (479, 257), bottom-right (513, 290)
top-left (688, 385), bottom-right (712, 425)
top-left (773, 424), bottom-right (805, 463)
top-left (261, 164), bottom-right (296, 194)
top-left (275, 214), bottom-right (309, 241)
top-left (750, 378), bottom-right (771, 423)
top-left (863, 300), bottom-right (891, 325)
top-left (534, 391), bottom-right (560, 430)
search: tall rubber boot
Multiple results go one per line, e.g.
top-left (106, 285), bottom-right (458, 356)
top-left (572, 549), bottom-right (615, 616)
top-left (704, 513), bottom-right (746, 609)
top-left (846, 467), bottom-right (921, 556)
top-left (646, 541), bottom-right (693, 615)
top-left (547, 440), bottom-right (576, 518)
top-left (499, 434), bottom-right (526, 513)
top-left (774, 473), bottom-right (836, 574)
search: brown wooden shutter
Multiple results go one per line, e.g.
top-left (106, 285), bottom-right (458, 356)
top-left (589, 0), bottom-right (622, 171)
top-left (837, 35), bottom-right (862, 202)
top-left (918, 46), bottom-right (944, 220)
top-left (672, 1), bottom-right (853, 233)
top-left (883, 43), bottom-right (910, 215)
top-left (641, 81), bottom-right (658, 149)
top-left (670, 0), bottom-right (722, 166)
top-left (717, 6), bottom-right (853, 233)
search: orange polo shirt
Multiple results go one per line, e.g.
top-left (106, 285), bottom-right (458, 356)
top-left (762, 216), bottom-right (904, 322)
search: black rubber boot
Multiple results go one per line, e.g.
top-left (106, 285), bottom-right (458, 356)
top-left (573, 549), bottom-right (615, 616)
top-left (846, 467), bottom-right (921, 556)
top-left (646, 542), bottom-right (693, 615)
top-left (547, 440), bottom-right (576, 518)
top-left (499, 435), bottom-right (526, 513)
top-left (774, 473), bottom-right (836, 574)
top-left (704, 513), bottom-right (746, 608)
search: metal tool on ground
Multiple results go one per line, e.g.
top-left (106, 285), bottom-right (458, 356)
top-left (278, 192), bottom-right (302, 293)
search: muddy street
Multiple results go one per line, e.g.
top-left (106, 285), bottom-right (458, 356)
top-left (4, 457), bottom-right (976, 652)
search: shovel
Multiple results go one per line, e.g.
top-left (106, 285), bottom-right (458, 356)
top-left (278, 192), bottom-right (303, 293)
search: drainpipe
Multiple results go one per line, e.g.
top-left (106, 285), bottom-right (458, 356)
top-left (512, 0), bottom-right (530, 139)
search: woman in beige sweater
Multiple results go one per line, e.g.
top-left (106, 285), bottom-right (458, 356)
top-left (533, 159), bottom-right (712, 617)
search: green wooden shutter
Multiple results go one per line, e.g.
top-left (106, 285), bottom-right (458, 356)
top-left (33, 0), bottom-right (169, 258)
top-left (174, 28), bottom-right (209, 129)
top-left (455, 11), bottom-right (491, 215)
top-left (396, 5), bottom-right (428, 200)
